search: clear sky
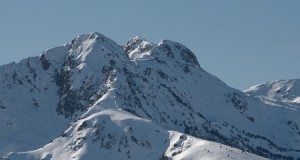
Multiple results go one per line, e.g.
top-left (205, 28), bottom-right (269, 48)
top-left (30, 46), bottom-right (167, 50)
top-left (0, 0), bottom-right (299, 90)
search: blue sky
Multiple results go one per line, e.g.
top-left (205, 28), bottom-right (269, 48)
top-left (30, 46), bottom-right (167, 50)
top-left (0, 0), bottom-right (299, 90)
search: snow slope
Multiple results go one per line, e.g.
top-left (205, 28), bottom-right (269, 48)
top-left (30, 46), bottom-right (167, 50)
top-left (0, 32), bottom-right (299, 159)
top-left (2, 109), bottom-right (266, 160)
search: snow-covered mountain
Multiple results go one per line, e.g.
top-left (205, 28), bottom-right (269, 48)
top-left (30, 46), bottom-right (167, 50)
top-left (0, 32), bottom-right (299, 159)
top-left (245, 79), bottom-right (300, 106)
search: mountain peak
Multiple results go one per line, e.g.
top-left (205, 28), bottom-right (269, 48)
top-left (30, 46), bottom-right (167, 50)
top-left (124, 37), bottom-right (200, 68)
top-left (64, 32), bottom-right (127, 71)
top-left (124, 36), bottom-right (155, 60)
top-left (68, 32), bottom-right (121, 51)
top-left (157, 40), bottom-right (200, 66)
top-left (74, 32), bottom-right (108, 42)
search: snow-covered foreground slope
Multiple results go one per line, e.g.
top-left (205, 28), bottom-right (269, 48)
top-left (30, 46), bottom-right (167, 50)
top-left (2, 109), bottom-right (266, 160)
top-left (0, 32), bottom-right (299, 159)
